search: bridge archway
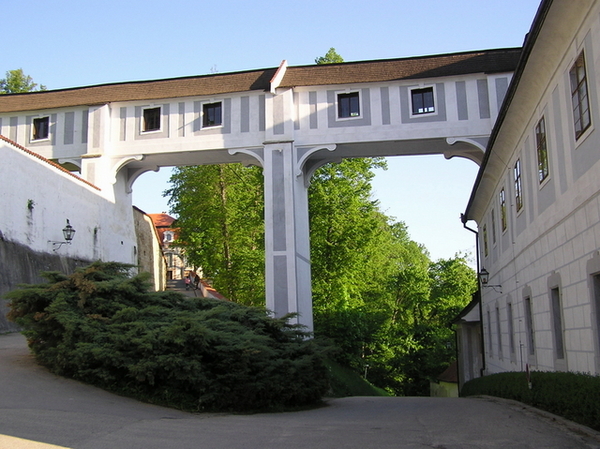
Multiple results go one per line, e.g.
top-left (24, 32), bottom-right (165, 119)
top-left (0, 49), bottom-right (520, 331)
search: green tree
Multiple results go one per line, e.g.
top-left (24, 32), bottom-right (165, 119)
top-left (315, 48), bottom-right (344, 65)
top-left (166, 164), bottom-right (265, 306)
top-left (0, 69), bottom-right (46, 94)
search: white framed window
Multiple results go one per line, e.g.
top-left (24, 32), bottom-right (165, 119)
top-left (336, 91), bottom-right (361, 119)
top-left (142, 106), bottom-right (161, 133)
top-left (202, 101), bottom-right (223, 128)
top-left (410, 86), bottom-right (435, 116)
top-left (32, 116), bottom-right (50, 141)
top-left (569, 51), bottom-right (591, 140)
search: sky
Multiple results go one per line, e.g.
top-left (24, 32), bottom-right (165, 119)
top-left (2, 0), bottom-right (542, 263)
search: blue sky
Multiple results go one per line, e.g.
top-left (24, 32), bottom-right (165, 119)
top-left (3, 0), bottom-right (541, 262)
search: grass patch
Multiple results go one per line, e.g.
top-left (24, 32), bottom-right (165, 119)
top-left (325, 359), bottom-right (390, 397)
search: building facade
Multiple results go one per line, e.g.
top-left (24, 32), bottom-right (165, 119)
top-left (0, 49), bottom-right (518, 330)
top-left (463, 0), bottom-right (600, 375)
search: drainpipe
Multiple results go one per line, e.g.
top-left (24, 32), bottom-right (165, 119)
top-left (461, 214), bottom-right (486, 377)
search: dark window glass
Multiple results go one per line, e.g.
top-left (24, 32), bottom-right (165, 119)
top-left (411, 87), bottom-right (435, 114)
top-left (570, 52), bottom-right (591, 139)
top-left (203, 102), bottom-right (222, 127)
top-left (33, 117), bottom-right (49, 140)
top-left (514, 159), bottom-right (523, 212)
top-left (524, 297), bottom-right (535, 355)
top-left (338, 92), bottom-right (360, 118)
top-left (499, 188), bottom-right (507, 231)
top-left (536, 117), bottom-right (549, 183)
top-left (551, 287), bottom-right (564, 360)
top-left (143, 107), bottom-right (161, 132)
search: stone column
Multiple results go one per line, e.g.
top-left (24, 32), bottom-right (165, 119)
top-left (263, 141), bottom-right (313, 331)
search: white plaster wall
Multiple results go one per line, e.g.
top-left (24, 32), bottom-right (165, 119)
top-left (478, 0), bottom-right (600, 375)
top-left (0, 139), bottom-right (136, 265)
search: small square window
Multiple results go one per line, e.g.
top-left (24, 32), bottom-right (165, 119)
top-left (143, 107), bottom-right (161, 132)
top-left (203, 102), bottom-right (222, 127)
top-left (411, 87), bottom-right (435, 115)
top-left (337, 92), bottom-right (360, 118)
top-left (32, 117), bottom-right (49, 140)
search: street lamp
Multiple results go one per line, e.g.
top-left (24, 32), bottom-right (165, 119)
top-left (478, 267), bottom-right (502, 293)
top-left (49, 219), bottom-right (76, 251)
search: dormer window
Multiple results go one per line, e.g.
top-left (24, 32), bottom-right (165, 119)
top-left (32, 116), bottom-right (49, 140)
top-left (337, 92), bottom-right (360, 118)
top-left (411, 87), bottom-right (435, 115)
top-left (142, 107), bottom-right (161, 132)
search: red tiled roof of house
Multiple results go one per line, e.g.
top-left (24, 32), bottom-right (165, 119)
top-left (0, 134), bottom-right (100, 191)
top-left (147, 213), bottom-right (176, 228)
top-left (0, 48), bottom-right (521, 114)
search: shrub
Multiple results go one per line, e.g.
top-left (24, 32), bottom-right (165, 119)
top-left (6, 262), bottom-right (330, 412)
top-left (461, 371), bottom-right (600, 431)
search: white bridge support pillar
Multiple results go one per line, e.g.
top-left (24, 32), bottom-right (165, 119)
top-left (263, 141), bottom-right (313, 331)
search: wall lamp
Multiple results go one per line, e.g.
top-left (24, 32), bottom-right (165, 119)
top-left (478, 267), bottom-right (502, 293)
top-left (49, 219), bottom-right (76, 251)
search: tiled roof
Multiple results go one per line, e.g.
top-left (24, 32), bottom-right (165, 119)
top-left (280, 48), bottom-right (522, 87)
top-left (0, 134), bottom-right (100, 190)
top-left (148, 213), bottom-right (176, 228)
top-left (0, 48), bottom-right (521, 114)
top-left (0, 69), bottom-right (277, 113)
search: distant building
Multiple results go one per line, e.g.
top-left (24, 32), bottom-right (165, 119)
top-left (148, 213), bottom-right (188, 280)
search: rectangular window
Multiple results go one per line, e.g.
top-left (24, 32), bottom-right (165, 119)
top-left (32, 117), bottom-right (49, 140)
top-left (143, 107), bottom-right (161, 132)
top-left (514, 159), bottom-right (523, 212)
top-left (483, 224), bottom-right (489, 257)
top-left (593, 274), bottom-right (600, 358)
top-left (203, 102), bottom-right (222, 127)
top-left (499, 188), bottom-right (507, 232)
top-left (535, 116), bottom-right (549, 183)
top-left (524, 297), bottom-right (535, 355)
top-left (551, 287), bottom-right (565, 360)
top-left (491, 209), bottom-right (497, 245)
top-left (487, 310), bottom-right (493, 355)
top-left (411, 87), bottom-right (435, 114)
top-left (507, 302), bottom-right (515, 355)
top-left (337, 92), bottom-right (360, 118)
top-left (496, 306), bottom-right (503, 359)
top-left (570, 51), bottom-right (591, 140)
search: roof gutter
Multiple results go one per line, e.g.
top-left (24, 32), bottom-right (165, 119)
top-left (462, 0), bottom-right (553, 224)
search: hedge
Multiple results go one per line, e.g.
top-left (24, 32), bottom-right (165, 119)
top-left (461, 371), bottom-right (600, 431)
top-left (6, 261), bottom-right (330, 412)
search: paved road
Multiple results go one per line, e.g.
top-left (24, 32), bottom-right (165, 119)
top-left (1, 332), bottom-right (599, 449)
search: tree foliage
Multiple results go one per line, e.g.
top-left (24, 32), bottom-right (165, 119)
top-left (315, 48), bottom-right (344, 65)
top-left (0, 69), bottom-right (46, 94)
top-left (165, 157), bottom-right (477, 395)
top-left (6, 262), bottom-right (329, 412)
top-left (163, 48), bottom-right (478, 395)
top-left (166, 164), bottom-right (265, 306)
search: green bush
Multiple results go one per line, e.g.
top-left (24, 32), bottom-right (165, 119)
top-left (6, 262), bottom-right (330, 412)
top-left (461, 371), bottom-right (600, 431)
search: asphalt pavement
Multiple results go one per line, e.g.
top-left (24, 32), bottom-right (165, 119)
top-left (1, 332), bottom-right (599, 449)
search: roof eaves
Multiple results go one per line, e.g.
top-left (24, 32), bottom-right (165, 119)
top-left (463, 0), bottom-right (553, 223)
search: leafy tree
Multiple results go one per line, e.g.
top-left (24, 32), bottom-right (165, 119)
top-left (0, 69), bottom-right (46, 94)
top-left (315, 48), bottom-right (344, 65)
top-left (163, 49), bottom-right (479, 396)
top-left (165, 164), bottom-right (265, 306)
